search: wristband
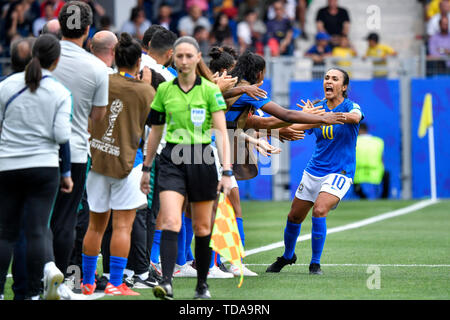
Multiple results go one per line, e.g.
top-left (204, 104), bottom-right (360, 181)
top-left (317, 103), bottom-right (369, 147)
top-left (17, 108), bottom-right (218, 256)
top-left (222, 170), bottom-right (234, 177)
top-left (142, 165), bottom-right (151, 172)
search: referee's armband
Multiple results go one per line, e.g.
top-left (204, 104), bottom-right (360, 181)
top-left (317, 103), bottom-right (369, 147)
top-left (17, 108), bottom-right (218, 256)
top-left (149, 109), bottom-right (166, 125)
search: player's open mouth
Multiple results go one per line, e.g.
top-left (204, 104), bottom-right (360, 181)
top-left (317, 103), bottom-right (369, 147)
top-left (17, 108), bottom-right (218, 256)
top-left (325, 86), bottom-right (333, 92)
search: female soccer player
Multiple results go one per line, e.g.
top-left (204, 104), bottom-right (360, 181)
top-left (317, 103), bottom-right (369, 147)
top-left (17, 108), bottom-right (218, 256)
top-left (140, 36), bottom-right (232, 300)
top-left (266, 68), bottom-right (364, 275)
top-left (80, 33), bottom-right (155, 296)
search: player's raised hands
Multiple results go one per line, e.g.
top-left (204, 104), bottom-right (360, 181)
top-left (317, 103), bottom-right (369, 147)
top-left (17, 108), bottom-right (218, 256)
top-left (215, 70), bottom-right (238, 92)
top-left (297, 99), bottom-right (326, 116)
top-left (242, 81), bottom-right (268, 100)
top-left (322, 112), bottom-right (346, 125)
top-left (254, 138), bottom-right (281, 157)
top-left (278, 126), bottom-right (305, 142)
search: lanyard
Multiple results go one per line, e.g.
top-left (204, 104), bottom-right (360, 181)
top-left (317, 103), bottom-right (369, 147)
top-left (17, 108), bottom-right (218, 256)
top-left (119, 71), bottom-right (134, 79)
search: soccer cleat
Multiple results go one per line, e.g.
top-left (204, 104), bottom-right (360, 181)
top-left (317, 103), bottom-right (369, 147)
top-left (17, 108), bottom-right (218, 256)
top-left (95, 275), bottom-right (109, 291)
top-left (266, 254), bottom-right (297, 273)
top-left (309, 263), bottom-right (323, 275)
top-left (123, 275), bottom-right (134, 288)
top-left (173, 263), bottom-right (197, 278)
top-left (81, 283), bottom-right (96, 295)
top-left (42, 263), bottom-right (64, 300)
top-left (104, 282), bottom-right (140, 296)
top-left (208, 265), bottom-right (234, 278)
top-left (150, 261), bottom-right (162, 277)
top-left (153, 282), bottom-right (173, 300)
top-left (0, 294), bottom-right (4, 300)
top-left (194, 282), bottom-right (211, 299)
top-left (218, 262), bottom-right (231, 273)
top-left (230, 264), bottom-right (258, 276)
top-left (133, 274), bottom-right (158, 289)
top-left (58, 283), bottom-right (89, 300)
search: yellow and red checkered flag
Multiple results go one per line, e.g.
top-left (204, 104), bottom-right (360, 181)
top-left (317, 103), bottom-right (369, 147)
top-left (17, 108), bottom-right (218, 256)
top-left (210, 193), bottom-right (245, 287)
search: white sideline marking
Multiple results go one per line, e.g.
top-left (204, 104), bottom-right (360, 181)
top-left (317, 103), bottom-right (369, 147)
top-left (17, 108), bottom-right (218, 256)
top-left (245, 199), bottom-right (440, 257)
top-left (245, 263), bottom-right (450, 268)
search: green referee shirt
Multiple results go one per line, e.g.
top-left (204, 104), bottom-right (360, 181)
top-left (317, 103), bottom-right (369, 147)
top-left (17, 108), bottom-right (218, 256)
top-left (151, 75), bottom-right (226, 145)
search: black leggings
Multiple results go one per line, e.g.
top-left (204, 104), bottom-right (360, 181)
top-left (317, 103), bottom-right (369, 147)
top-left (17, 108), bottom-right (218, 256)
top-left (0, 167), bottom-right (59, 297)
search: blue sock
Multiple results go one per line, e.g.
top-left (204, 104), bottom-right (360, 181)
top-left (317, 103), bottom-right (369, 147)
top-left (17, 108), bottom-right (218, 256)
top-left (184, 216), bottom-right (194, 261)
top-left (216, 253), bottom-right (221, 265)
top-left (151, 230), bottom-right (161, 264)
top-left (109, 256), bottom-right (128, 287)
top-left (176, 213), bottom-right (187, 265)
top-left (311, 217), bottom-right (327, 265)
top-left (282, 220), bottom-right (301, 260)
top-left (210, 251), bottom-right (216, 268)
top-left (236, 217), bottom-right (245, 248)
top-left (82, 254), bottom-right (98, 285)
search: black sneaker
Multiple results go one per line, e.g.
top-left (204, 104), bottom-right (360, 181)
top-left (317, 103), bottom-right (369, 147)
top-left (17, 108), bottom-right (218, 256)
top-left (133, 274), bottom-right (158, 289)
top-left (309, 263), bottom-right (323, 275)
top-left (123, 275), bottom-right (134, 288)
top-left (153, 282), bottom-right (173, 300)
top-left (194, 282), bottom-right (211, 299)
top-left (266, 254), bottom-right (297, 273)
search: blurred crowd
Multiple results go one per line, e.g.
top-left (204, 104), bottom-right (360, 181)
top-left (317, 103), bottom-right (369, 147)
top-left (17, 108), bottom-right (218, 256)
top-left (0, 0), bottom-right (449, 76)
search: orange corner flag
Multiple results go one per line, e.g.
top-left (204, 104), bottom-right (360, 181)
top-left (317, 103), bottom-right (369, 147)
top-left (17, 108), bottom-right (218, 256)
top-left (418, 93), bottom-right (433, 138)
top-left (210, 193), bottom-right (245, 287)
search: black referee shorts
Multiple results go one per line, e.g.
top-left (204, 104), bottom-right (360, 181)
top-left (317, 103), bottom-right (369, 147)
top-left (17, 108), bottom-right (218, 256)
top-left (158, 143), bottom-right (218, 202)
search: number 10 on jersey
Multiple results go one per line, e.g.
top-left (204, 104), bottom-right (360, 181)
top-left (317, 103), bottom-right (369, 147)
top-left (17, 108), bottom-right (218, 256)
top-left (321, 125), bottom-right (334, 140)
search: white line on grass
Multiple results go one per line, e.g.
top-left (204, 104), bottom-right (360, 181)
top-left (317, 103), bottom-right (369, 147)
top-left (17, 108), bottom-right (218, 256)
top-left (245, 199), bottom-right (440, 257)
top-left (245, 263), bottom-right (450, 268)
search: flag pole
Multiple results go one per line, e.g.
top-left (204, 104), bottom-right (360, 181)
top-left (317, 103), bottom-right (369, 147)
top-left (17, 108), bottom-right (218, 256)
top-left (428, 125), bottom-right (437, 201)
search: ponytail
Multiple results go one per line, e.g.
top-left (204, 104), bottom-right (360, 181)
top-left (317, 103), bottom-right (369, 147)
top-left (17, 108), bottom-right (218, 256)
top-left (25, 57), bottom-right (42, 93)
top-left (24, 34), bottom-right (61, 93)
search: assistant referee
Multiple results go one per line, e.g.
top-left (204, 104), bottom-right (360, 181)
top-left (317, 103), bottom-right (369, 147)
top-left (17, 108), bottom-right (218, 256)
top-left (140, 36), bottom-right (232, 300)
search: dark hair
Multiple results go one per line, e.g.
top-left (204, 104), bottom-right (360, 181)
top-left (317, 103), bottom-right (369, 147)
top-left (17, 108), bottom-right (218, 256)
top-left (193, 25), bottom-right (206, 36)
top-left (142, 24), bottom-right (166, 49)
top-left (115, 32), bottom-right (142, 69)
top-left (130, 7), bottom-right (143, 22)
top-left (221, 46), bottom-right (238, 60)
top-left (208, 46), bottom-right (235, 74)
top-left (359, 122), bottom-right (367, 132)
top-left (10, 37), bottom-right (35, 73)
top-left (59, 1), bottom-right (93, 39)
top-left (230, 50), bottom-right (265, 84)
top-left (25, 34), bottom-right (61, 93)
top-left (149, 29), bottom-right (177, 54)
top-left (327, 67), bottom-right (350, 98)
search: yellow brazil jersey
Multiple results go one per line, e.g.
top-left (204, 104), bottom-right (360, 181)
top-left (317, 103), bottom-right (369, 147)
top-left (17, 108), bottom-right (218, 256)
top-left (366, 44), bottom-right (395, 77)
top-left (332, 47), bottom-right (356, 74)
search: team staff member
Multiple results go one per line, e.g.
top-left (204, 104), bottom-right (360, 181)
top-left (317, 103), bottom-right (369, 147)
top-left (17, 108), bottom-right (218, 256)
top-left (80, 33), bottom-right (155, 297)
top-left (140, 36), bottom-right (233, 300)
top-left (0, 34), bottom-right (72, 300)
top-left (266, 68), bottom-right (363, 275)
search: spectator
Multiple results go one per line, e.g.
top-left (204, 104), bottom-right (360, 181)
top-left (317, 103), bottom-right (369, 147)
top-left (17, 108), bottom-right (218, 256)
top-left (121, 6), bottom-right (152, 41)
top-left (40, 0), bottom-right (64, 18)
top-left (331, 34), bottom-right (357, 75)
top-left (193, 25), bottom-right (211, 58)
top-left (427, 0), bottom-right (450, 36)
top-left (5, 0), bottom-right (33, 45)
top-left (265, 0), bottom-right (295, 56)
top-left (177, 3), bottom-right (211, 37)
top-left (353, 123), bottom-right (388, 200)
top-left (210, 11), bottom-right (234, 47)
top-left (155, 3), bottom-right (178, 33)
top-left (297, 0), bottom-right (309, 39)
top-left (32, 1), bottom-right (53, 37)
top-left (99, 15), bottom-right (113, 32)
top-left (90, 31), bottom-right (118, 72)
top-left (267, 0), bottom-right (297, 21)
top-left (316, 0), bottom-right (350, 47)
top-left (41, 18), bottom-right (61, 39)
top-left (364, 32), bottom-right (397, 78)
top-left (305, 32), bottom-right (332, 79)
top-left (237, 8), bottom-right (266, 55)
top-left (237, 0), bottom-right (265, 22)
top-left (428, 15), bottom-right (450, 72)
top-left (186, 0), bottom-right (209, 12)
top-left (151, 0), bottom-right (185, 23)
top-left (426, 0), bottom-right (442, 20)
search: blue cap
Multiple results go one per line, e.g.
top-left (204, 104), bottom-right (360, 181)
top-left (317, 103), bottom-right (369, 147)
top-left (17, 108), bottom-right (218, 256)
top-left (316, 32), bottom-right (330, 41)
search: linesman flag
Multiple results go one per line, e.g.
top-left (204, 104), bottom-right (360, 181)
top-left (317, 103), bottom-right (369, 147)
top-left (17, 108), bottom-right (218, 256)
top-left (210, 193), bottom-right (245, 287)
top-left (418, 93), bottom-right (433, 138)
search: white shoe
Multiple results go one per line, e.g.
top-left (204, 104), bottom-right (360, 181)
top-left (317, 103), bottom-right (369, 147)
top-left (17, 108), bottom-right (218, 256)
top-left (230, 264), bottom-right (258, 276)
top-left (58, 283), bottom-right (88, 300)
top-left (42, 262), bottom-right (64, 300)
top-left (173, 263), bottom-right (197, 277)
top-left (208, 265), bottom-right (234, 278)
top-left (0, 294), bottom-right (4, 300)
